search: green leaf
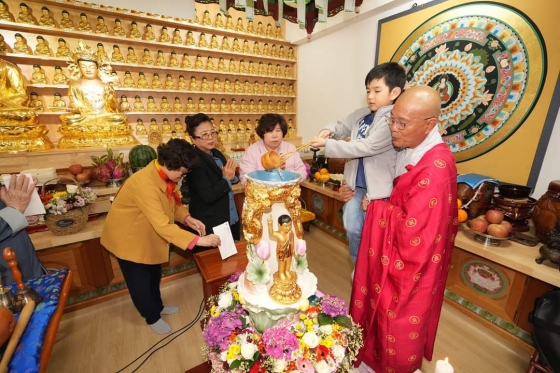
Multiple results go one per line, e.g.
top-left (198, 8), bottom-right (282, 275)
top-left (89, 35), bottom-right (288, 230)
top-left (241, 315), bottom-right (247, 329)
top-left (229, 360), bottom-right (241, 369)
top-left (253, 351), bottom-right (260, 361)
top-left (318, 313), bottom-right (334, 326)
top-left (334, 316), bottom-right (353, 328)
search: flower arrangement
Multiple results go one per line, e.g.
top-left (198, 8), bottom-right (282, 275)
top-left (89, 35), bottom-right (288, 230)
top-left (90, 147), bottom-right (127, 182)
top-left (202, 272), bottom-right (363, 373)
top-left (41, 184), bottom-right (97, 215)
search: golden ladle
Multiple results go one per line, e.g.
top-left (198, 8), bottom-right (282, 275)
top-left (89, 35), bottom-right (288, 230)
top-left (261, 142), bottom-right (311, 171)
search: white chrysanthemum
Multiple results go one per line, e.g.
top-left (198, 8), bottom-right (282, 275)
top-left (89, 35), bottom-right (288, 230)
top-left (315, 360), bottom-right (330, 373)
top-left (217, 292), bottom-right (233, 309)
top-left (273, 359), bottom-right (287, 372)
top-left (240, 342), bottom-right (258, 360)
top-left (332, 345), bottom-right (345, 362)
top-left (319, 324), bottom-right (333, 335)
top-left (302, 331), bottom-right (320, 348)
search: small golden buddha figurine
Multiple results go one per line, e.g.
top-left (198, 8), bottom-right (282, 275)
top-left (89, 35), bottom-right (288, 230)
top-left (278, 45), bottom-right (285, 58)
top-left (31, 64), bottom-right (48, 85)
top-left (266, 63), bottom-right (275, 76)
top-left (264, 23), bottom-right (273, 37)
top-left (285, 100), bottom-right (293, 113)
top-left (256, 21), bottom-right (265, 36)
top-left (270, 44), bottom-right (278, 57)
top-left (140, 48), bottom-right (154, 65)
top-left (201, 10), bottom-right (212, 26)
top-left (173, 97), bottom-right (183, 112)
top-left (164, 74), bottom-right (175, 90)
top-left (230, 98), bottom-right (238, 113)
top-left (123, 71), bottom-right (135, 88)
top-left (110, 71), bottom-right (121, 88)
top-left (214, 13), bottom-right (224, 28)
top-left (262, 43), bottom-right (271, 57)
top-left (28, 92), bottom-right (43, 111)
top-left (95, 16), bottom-right (109, 34)
top-left (276, 25), bottom-right (283, 39)
top-left (220, 98), bottom-right (229, 112)
top-left (168, 51), bottom-right (179, 67)
top-left (205, 56), bottom-right (215, 71)
top-left (155, 50), bottom-right (166, 66)
top-left (55, 38), bottom-right (71, 58)
top-left (240, 99), bottom-right (248, 113)
top-left (276, 100), bottom-right (284, 113)
top-left (182, 53), bottom-right (191, 68)
top-left (133, 95), bottom-right (145, 111)
top-left (287, 121), bottom-right (295, 138)
top-left (111, 45), bottom-right (124, 63)
top-left (228, 119), bottom-right (236, 131)
top-left (242, 40), bottom-right (251, 54)
top-left (129, 21), bottom-right (141, 39)
top-left (246, 60), bottom-right (255, 75)
top-left (284, 65), bottom-right (291, 78)
top-left (186, 97), bottom-right (196, 112)
top-left (160, 96), bottom-right (171, 111)
top-left (238, 119), bottom-right (246, 131)
top-left (172, 28), bottom-right (183, 44)
top-left (200, 76), bottom-right (210, 92)
top-left (267, 99), bottom-right (275, 112)
top-left (185, 31), bottom-right (196, 46)
top-left (256, 62), bottom-right (265, 76)
top-left (126, 46), bottom-right (138, 64)
top-left (146, 95), bottom-right (159, 112)
top-left (271, 82), bottom-right (278, 95)
top-left (253, 81), bottom-right (261, 94)
top-left (194, 54), bottom-right (204, 70)
top-left (96, 43), bottom-right (108, 60)
top-left (137, 72), bottom-right (149, 88)
top-left (198, 32), bottom-right (208, 48)
top-left (34, 36), bottom-right (51, 57)
top-left (235, 17), bottom-right (245, 32)
top-left (119, 95), bottom-right (130, 112)
top-left (253, 42), bottom-right (262, 56)
top-left (151, 73), bottom-right (163, 89)
top-left (16, 2), bottom-right (35, 25)
top-left (51, 93), bottom-right (66, 111)
top-left (77, 13), bottom-right (92, 32)
top-left (234, 79), bottom-right (243, 93)
top-left (247, 20), bottom-right (255, 34)
top-left (288, 83), bottom-right (295, 96)
top-left (162, 118), bottom-right (172, 135)
top-left (224, 78), bottom-right (233, 93)
top-left (212, 77), bottom-right (222, 92)
top-left (136, 118), bottom-right (147, 136)
top-left (232, 38), bottom-right (241, 52)
top-left (159, 26), bottom-right (171, 43)
top-left (220, 36), bottom-right (231, 51)
top-left (198, 97), bottom-right (208, 112)
top-left (228, 58), bottom-right (238, 73)
top-left (113, 18), bottom-right (126, 37)
top-left (263, 81), bottom-right (270, 95)
top-left (246, 118), bottom-right (254, 131)
top-left (257, 99), bottom-right (265, 112)
top-left (238, 60), bottom-right (247, 74)
top-left (0, 1), bottom-right (14, 22)
top-left (192, 10), bottom-right (200, 24)
top-left (210, 98), bottom-right (219, 112)
top-left (52, 66), bottom-right (68, 85)
top-left (189, 76), bottom-right (199, 91)
top-left (39, 6), bottom-right (55, 27)
top-left (280, 82), bottom-right (287, 95)
top-left (248, 99), bottom-right (257, 113)
top-left (288, 47), bottom-right (296, 60)
top-left (216, 57), bottom-right (227, 72)
top-left (0, 34), bottom-right (11, 54)
top-left (60, 9), bottom-right (74, 29)
top-left (209, 34), bottom-right (220, 49)
top-left (143, 24), bottom-right (156, 41)
top-left (149, 118), bottom-right (160, 132)
top-left (178, 75), bottom-right (187, 90)
top-left (173, 118), bottom-right (184, 134)
top-left (225, 15), bottom-right (234, 30)
top-left (243, 80), bottom-right (252, 94)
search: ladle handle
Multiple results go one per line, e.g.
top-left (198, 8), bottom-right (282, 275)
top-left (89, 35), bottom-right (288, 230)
top-left (280, 142), bottom-right (311, 160)
top-left (3, 248), bottom-right (24, 290)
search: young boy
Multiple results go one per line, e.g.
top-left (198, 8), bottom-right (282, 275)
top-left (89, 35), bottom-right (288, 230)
top-left (310, 62), bottom-right (406, 273)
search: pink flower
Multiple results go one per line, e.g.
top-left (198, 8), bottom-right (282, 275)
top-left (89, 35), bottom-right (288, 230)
top-left (255, 241), bottom-right (270, 260)
top-left (296, 358), bottom-right (314, 373)
top-left (296, 240), bottom-right (307, 256)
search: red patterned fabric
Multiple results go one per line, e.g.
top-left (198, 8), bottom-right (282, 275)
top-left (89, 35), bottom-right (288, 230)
top-left (350, 143), bottom-right (458, 373)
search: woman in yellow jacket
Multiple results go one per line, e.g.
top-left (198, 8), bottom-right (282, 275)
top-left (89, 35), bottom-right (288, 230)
top-left (101, 139), bottom-right (220, 334)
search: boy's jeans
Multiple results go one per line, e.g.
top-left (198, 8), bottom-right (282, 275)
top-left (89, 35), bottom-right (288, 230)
top-left (342, 187), bottom-right (367, 264)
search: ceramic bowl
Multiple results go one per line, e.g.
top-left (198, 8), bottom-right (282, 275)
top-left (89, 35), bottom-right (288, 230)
top-left (498, 184), bottom-right (532, 199)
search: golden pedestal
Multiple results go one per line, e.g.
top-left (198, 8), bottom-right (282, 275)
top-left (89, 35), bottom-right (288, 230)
top-left (0, 124), bottom-right (53, 152)
top-left (269, 271), bottom-right (302, 304)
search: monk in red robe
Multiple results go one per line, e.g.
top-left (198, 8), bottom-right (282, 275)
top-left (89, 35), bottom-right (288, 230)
top-left (350, 86), bottom-right (458, 373)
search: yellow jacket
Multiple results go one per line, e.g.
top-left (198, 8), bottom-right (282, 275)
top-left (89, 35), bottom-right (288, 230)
top-left (101, 161), bottom-right (196, 264)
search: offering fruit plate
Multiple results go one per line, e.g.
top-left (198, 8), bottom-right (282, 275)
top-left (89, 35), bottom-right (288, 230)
top-left (465, 223), bottom-right (511, 247)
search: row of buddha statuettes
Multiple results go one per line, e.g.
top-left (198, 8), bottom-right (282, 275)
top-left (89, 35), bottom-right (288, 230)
top-left (2, 31), bottom-right (296, 60)
top-left (0, 2), bottom-right (285, 39)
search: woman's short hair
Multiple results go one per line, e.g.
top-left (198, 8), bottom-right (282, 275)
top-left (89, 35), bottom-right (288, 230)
top-left (185, 113), bottom-right (212, 138)
top-left (256, 113), bottom-right (287, 139)
top-left (157, 139), bottom-right (198, 170)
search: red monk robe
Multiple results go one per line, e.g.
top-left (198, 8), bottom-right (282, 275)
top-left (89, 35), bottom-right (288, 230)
top-left (350, 143), bottom-right (458, 373)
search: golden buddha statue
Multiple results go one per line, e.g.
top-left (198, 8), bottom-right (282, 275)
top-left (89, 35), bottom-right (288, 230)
top-left (243, 80), bottom-right (252, 94)
top-left (181, 53), bottom-right (191, 68)
top-left (288, 83), bottom-right (295, 96)
top-left (0, 1), bottom-right (14, 22)
top-left (235, 17), bottom-right (245, 32)
top-left (119, 95), bottom-right (130, 112)
top-left (209, 98), bottom-right (219, 112)
top-left (230, 98), bottom-right (238, 113)
top-left (172, 28), bottom-right (183, 44)
top-left (143, 24), bottom-right (156, 41)
top-left (178, 75), bottom-right (188, 90)
top-left (161, 118), bottom-right (172, 135)
top-left (247, 20), bottom-right (255, 34)
top-left (220, 36), bottom-right (231, 51)
top-left (200, 76), bottom-right (210, 92)
top-left (96, 43), bottom-right (108, 60)
top-left (0, 34), bottom-right (12, 54)
top-left (160, 26), bottom-right (171, 43)
top-left (257, 62), bottom-right (266, 75)
top-left (284, 100), bottom-right (292, 113)
top-left (163, 74), bottom-right (174, 90)
top-left (212, 77), bottom-right (222, 92)
top-left (173, 118), bottom-right (184, 135)
top-left (189, 76), bottom-right (199, 91)
top-left (173, 97), bottom-right (183, 112)
top-left (56, 38), bottom-right (71, 58)
top-left (151, 73), bottom-right (163, 89)
top-left (246, 118), bottom-right (254, 131)
top-left (217, 57), bottom-right (227, 72)
top-left (253, 42), bottom-right (262, 56)
top-left (0, 58), bottom-right (52, 152)
top-left (263, 23), bottom-right (273, 37)
top-left (209, 34), bottom-right (220, 49)
top-left (201, 10), bottom-right (212, 26)
top-left (219, 98), bottom-right (229, 113)
top-left (149, 118), bottom-right (160, 132)
top-left (232, 38), bottom-right (241, 52)
top-left (160, 96), bottom-right (171, 112)
top-left (110, 71), bottom-right (121, 88)
top-left (248, 99), bottom-right (257, 113)
top-left (205, 57), bottom-right (215, 71)
top-left (214, 13), bottom-right (224, 28)
top-left (256, 22), bottom-right (265, 36)
top-left (185, 31), bottom-right (196, 46)
top-left (51, 93), bottom-right (67, 111)
top-left (28, 92), bottom-right (43, 111)
top-left (198, 98), bottom-right (207, 112)
top-left (123, 71), bottom-right (135, 88)
top-left (39, 6), bottom-right (55, 27)
top-left (31, 64), bottom-right (48, 85)
top-left (238, 60), bottom-right (247, 74)
top-left (194, 54), bottom-right (204, 70)
top-left (253, 81), bottom-right (261, 94)
top-left (242, 40), bottom-right (251, 54)
top-left (133, 95), bottom-right (145, 111)
top-left (125, 47), bottom-right (138, 64)
top-left (137, 72), bottom-right (149, 89)
top-left (52, 66), bottom-right (68, 85)
top-left (280, 82), bottom-right (287, 95)
top-left (263, 81), bottom-right (270, 95)
top-left (113, 19), bottom-right (126, 37)
top-left (224, 78), bottom-right (233, 93)
top-left (60, 10), bottom-right (74, 30)
top-left (198, 32), bottom-right (208, 48)
top-left (16, 3), bottom-right (35, 25)
top-left (151, 50), bottom-right (164, 66)
top-left (169, 51), bottom-right (180, 67)
top-left (240, 99), bottom-right (248, 113)
top-left (284, 65), bottom-right (291, 78)
top-left (270, 44), bottom-right (278, 57)
top-left (129, 21), bottom-right (141, 39)
top-left (227, 128), bottom-right (236, 143)
top-left (271, 82), bottom-right (278, 95)
top-left (135, 118), bottom-right (147, 136)
top-left (267, 99), bottom-right (275, 112)
top-left (57, 41), bottom-right (137, 148)
top-left (278, 45), bottom-right (285, 58)
top-left (77, 13), bottom-right (93, 32)
top-left (34, 36), bottom-right (51, 57)
top-left (288, 47), bottom-right (296, 60)
top-left (245, 61), bottom-right (254, 75)
top-left (228, 58), bottom-right (238, 73)
top-left (141, 48), bottom-right (154, 65)
top-left (95, 16), bottom-right (109, 35)
top-left (237, 119), bottom-right (246, 131)
top-left (234, 79), bottom-right (243, 93)
top-left (185, 97), bottom-right (196, 112)
top-left (262, 43), bottom-right (270, 57)
top-left (225, 15), bottom-right (234, 30)
top-left (266, 63), bottom-right (274, 76)
top-left (276, 25), bottom-right (283, 39)
top-left (111, 45), bottom-right (124, 63)
top-left (276, 100), bottom-right (283, 113)
top-left (257, 99), bottom-right (265, 112)
top-left (287, 122), bottom-right (295, 138)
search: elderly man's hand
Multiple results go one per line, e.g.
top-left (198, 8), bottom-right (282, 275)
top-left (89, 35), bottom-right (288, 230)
top-left (0, 174), bottom-right (36, 214)
top-left (361, 195), bottom-right (369, 211)
top-left (338, 180), bottom-right (356, 203)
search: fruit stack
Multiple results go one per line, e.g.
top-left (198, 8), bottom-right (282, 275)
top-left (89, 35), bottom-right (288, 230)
top-left (468, 210), bottom-right (513, 239)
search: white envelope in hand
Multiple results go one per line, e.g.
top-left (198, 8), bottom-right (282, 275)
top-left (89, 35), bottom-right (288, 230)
top-left (1, 173), bottom-right (46, 216)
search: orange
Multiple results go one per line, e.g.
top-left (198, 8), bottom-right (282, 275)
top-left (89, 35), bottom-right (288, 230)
top-left (319, 168), bottom-right (329, 175)
top-left (314, 172), bottom-right (321, 180)
top-left (457, 199), bottom-right (463, 208)
top-left (458, 209), bottom-right (468, 223)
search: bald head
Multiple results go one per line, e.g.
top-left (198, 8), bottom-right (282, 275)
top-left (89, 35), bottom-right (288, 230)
top-left (398, 86), bottom-right (441, 118)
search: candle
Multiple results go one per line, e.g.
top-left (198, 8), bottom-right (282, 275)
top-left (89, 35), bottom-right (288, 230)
top-left (435, 357), bottom-right (454, 373)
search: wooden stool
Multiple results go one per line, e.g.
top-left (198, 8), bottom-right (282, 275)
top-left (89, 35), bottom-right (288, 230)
top-left (527, 350), bottom-right (554, 373)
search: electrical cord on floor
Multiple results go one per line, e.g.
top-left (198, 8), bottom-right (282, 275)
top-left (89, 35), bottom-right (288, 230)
top-left (115, 298), bottom-right (205, 373)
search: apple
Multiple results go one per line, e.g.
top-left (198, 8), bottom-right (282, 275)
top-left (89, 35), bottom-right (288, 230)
top-left (68, 164), bottom-right (83, 176)
top-left (75, 172), bottom-right (91, 183)
top-left (500, 220), bottom-right (513, 233)
top-left (487, 223), bottom-right (509, 238)
top-left (485, 210), bottom-right (504, 224)
top-left (469, 218), bottom-right (489, 233)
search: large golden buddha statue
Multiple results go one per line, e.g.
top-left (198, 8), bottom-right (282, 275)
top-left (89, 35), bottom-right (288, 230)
top-left (0, 58), bottom-right (52, 152)
top-left (57, 41), bottom-right (137, 148)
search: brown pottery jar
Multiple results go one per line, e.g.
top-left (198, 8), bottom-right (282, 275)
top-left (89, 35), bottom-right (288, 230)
top-left (532, 180), bottom-right (560, 243)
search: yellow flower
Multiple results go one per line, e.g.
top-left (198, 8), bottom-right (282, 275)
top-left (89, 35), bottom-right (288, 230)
top-left (299, 298), bottom-right (309, 311)
top-left (227, 344), bottom-right (241, 359)
top-left (296, 332), bottom-right (303, 337)
top-left (320, 336), bottom-right (334, 348)
top-left (307, 325), bottom-right (313, 333)
top-left (238, 294), bottom-right (245, 304)
top-left (53, 191), bottom-right (68, 198)
top-left (300, 314), bottom-right (307, 320)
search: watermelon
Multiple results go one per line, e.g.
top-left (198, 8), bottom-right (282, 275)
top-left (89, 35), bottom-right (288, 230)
top-left (129, 145), bottom-right (157, 172)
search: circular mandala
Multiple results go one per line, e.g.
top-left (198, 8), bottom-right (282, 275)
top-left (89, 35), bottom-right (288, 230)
top-left (391, 2), bottom-right (546, 162)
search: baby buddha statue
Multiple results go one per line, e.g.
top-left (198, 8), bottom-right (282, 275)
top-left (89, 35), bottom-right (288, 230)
top-left (173, 97), bottom-right (183, 112)
top-left (160, 96), bottom-right (171, 112)
top-left (0, 1), bottom-right (14, 22)
top-left (160, 26), bottom-right (171, 43)
top-left (257, 62), bottom-right (266, 76)
top-left (235, 17), bottom-right (245, 32)
top-left (0, 34), bottom-right (12, 54)
top-left (278, 45), bottom-right (285, 58)
top-left (119, 95), bottom-right (131, 112)
top-left (126, 46), bottom-right (138, 64)
top-left (141, 48), bottom-right (154, 65)
top-left (178, 75), bottom-right (188, 90)
top-left (217, 57), bottom-right (227, 72)
top-left (224, 78), bottom-right (233, 93)
top-left (262, 81), bottom-right (270, 95)
top-left (288, 83), bottom-right (295, 96)
top-left (151, 73), bottom-right (163, 89)
top-left (194, 54), bottom-right (204, 70)
top-left (185, 31), bottom-right (196, 46)
top-left (186, 97), bottom-right (196, 112)
top-left (168, 51), bottom-right (180, 67)
top-left (161, 118), bottom-right (172, 135)
top-left (253, 81), bottom-right (261, 95)
top-left (135, 118), bottom-right (147, 136)
top-left (248, 99), bottom-right (257, 113)
top-left (234, 79), bottom-right (243, 93)
top-left (242, 40), bottom-right (251, 54)
top-left (16, 2), bottom-right (35, 24)
top-left (212, 77), bottom-right (222, 92)
top-left (280, 82), bottom-right (287, 95)
top-left (284, 65), bottom-right (291, 78)
top-left (123, 71), bottom-right (135, 88)
top-left (219, 98), bottom-right (229, 113)
top-left (133, 95), bottom-right (145, 111)
top-left (253, 41), bottom-right (262, 56)
top-left (214, 13), bottom-right (224, 28)
top-left (56, 38), bottom-right (72, 58)
top-left (288, 47), bottom-right (296, 60)
top-left (200, 76), bottom-right (210, 92)
top-left (276, 25), bottom-right (283, 39)
top-left (209, 98), bottom-right (219, 112)
top-left (225, 15), bottom-right (234, 30)
top-left (205, 56), bottom-right (215, 71)
top-left (137, 72), bottom-right (149, 89)
top-left (201, 10), bottom-right (212, 26)
top-left (262, 43), bottom-right (271, 57)
top-left (110, 71), bottom-right (121, 88)
top-left (243, 80), bottom-right (252, 94)
top-left (51, 93), bottom-right (66, 111)
top-left (256, 21), bottom-right (265, 36)
top-left (198, 32), bottom-right (208, 48)
top-left (129, 21), bottom-right (142, 39)
top-left (95, 16), bottom-right (109, 35)
top-left (96, 43), bottom-right (108, 60)
top-left (52, 66), bottom-right (68, 85)
top-left (231, 38), bottom-right (241, 52)
top-left (257, 99), bottom-right (265, 112)
top-left (271, 44), bottom-right (278, 57)
top-left (267, 99), bottom-right (275, 112)
top-left (189, 76), bottom-right (199, 91)
top-left (240, 99), bottom-right (248, 113)
top-left (284, 100), bottom-right (292, 113)
top-left (230, 99), bottom-right (239, 113)
top-left (164, 74), bottom-right (176, 90)
top-left (113, 18), bottom-right (126, 37)
top-left (266, 63), bottom-right (274, 76)
top-left (77, 13), bottom-right (93, 32)
top-left (209, 34), bottom-right (220, 49)
top-left (238, 60), bottom-right (247, 74)
top-left (247, 20), bottom-right (255, 34)
top-left (155, 50), bottom-right (166, 66)
top-left (271, 82), bottom-right (279, 95)
top-left (172, 28), bottom-right (183, 44)
top-left (221, 36), bottom-right (231, 51)
top-left (182, 53), bottom-right (191, 68)
top-left (146, 95), bottom-right (159, 112)
top-left (34, 36), bottom-right (51, 57)
top-left (60, 10), bottom-right (74, 29)
top-left (276, 100), bottom-right (284, 113)
top-left (31, 64), bottom-right (48, 85)
top-left (111, 45), bottom-right (124, 63)
top-left (39, 6), bottom-right (55, 27)
top-left (143, 24), bottom-right (156, 41)
top-left (198, 97), bottom-right (208, 112)
top-left (57, 42), bottom-right (136, 148)
top-left (266, 23), bottom-right (274, 37)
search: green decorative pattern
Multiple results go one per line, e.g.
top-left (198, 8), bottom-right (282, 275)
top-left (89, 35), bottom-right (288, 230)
top-left (311, 219), bottom-right (347, 241)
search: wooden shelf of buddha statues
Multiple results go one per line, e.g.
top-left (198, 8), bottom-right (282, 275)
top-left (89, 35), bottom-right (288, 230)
top-left (38, 111), bottom-right (297, 116)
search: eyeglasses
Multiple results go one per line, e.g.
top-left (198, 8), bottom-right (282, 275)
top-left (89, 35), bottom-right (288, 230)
top-left (193, 130), bottom-right (218, 140)
top-left (386, 115), bottom-right (435, 130)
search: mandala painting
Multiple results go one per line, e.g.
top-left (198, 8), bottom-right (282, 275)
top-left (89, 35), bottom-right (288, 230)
top-left (391, 2), bottom-right (546, 162)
